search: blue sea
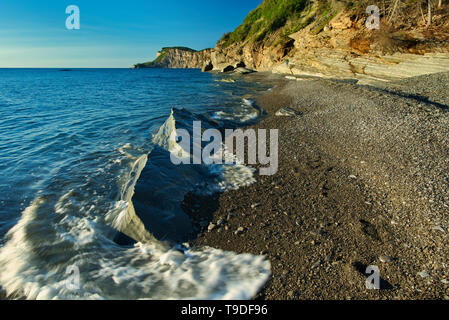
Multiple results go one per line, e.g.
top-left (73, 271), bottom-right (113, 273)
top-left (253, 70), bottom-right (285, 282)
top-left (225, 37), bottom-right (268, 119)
top-left (0, 68), bottom-right (271, 299)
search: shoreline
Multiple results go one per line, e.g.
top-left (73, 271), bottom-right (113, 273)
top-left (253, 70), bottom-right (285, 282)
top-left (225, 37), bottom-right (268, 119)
top-left (189, 71), bottom-right (449, 300)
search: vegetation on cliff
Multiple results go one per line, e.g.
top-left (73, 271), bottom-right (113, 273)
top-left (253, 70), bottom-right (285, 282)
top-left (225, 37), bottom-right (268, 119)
top-left (218, 0), bottom-right (449, 48)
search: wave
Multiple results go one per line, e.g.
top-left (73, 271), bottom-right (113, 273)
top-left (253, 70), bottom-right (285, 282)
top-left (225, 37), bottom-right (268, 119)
top-left (0, 106), bottom-right (270, 300)
top-left (212, 98), bottom-right (262, 124)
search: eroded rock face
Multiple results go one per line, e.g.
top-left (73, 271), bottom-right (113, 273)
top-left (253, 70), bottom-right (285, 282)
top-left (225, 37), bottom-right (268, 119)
top-left (135, 8), bottom-right (449, 81)
top-left (135, 48), bottom-right (212, 69)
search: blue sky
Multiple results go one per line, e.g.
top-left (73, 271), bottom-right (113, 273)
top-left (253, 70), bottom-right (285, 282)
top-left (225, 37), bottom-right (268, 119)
top-left (0, 0), bottom-right (261, 68)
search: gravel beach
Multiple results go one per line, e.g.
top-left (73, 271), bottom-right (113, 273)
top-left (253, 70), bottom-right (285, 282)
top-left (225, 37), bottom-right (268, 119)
top-left (188, 72), bottom-right (449, 300)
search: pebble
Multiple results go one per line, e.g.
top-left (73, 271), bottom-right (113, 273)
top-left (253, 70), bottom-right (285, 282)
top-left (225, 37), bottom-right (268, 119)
top-left (432, 225), bottom-right (445, 233)
top-left (417, 270), bottom-right (430, 278)
top-left (379, 255), bottom-right (394, 263)
top-left (217, 218), bottom-right (225, 226)
top-left (348, 175), bottom-right (357, 179)
top-left (207, 223), bottom-right (216, 232)
top-left (235, 227), bottom-right (245, 235)
top-left (251, 203), bottom-right (260, 209)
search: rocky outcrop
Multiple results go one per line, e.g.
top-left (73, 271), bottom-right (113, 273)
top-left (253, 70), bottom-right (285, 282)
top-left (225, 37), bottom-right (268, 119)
top-left (133, 47), bottom-right (212, 69)
top-left (206, 2), bottom-right (449, 82)
top-left (133, 1), bottom-right (449, 82)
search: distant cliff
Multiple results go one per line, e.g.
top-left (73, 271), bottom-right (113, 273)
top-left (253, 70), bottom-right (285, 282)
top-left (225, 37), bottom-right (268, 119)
top-left (133, 47), bottom-right (212, 69)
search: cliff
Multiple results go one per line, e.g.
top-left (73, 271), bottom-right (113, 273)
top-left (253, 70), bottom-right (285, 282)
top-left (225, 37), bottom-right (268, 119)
top-left (133, 47), bottom-right (212, 69)
top-left (208, 0), bottom-right (449, 81)
top-left (133, 1), bottom-right (449, 82)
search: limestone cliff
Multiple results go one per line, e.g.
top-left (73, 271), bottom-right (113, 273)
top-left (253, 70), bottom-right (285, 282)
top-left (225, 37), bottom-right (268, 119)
top-left (208, 0), bottom-right (449, 81)
top-left (133, 47), bottom-right (212, 69)
top-left (133, 1), bottom-right (449, 82)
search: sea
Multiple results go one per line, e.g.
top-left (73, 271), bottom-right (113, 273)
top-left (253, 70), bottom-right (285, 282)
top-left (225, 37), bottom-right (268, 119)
top-left (0, 68), bottom-right (271, 299)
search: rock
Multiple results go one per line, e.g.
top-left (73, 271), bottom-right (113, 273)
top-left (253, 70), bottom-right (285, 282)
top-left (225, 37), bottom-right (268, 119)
top-left (311, 230), bottom-right (326, 237)
top-left (233, 67), bottom-right (255, 74)
top-left (348, 175), bottom-right (357, 179)
top-left (207, 223), bottom-right (216, 232)
top-left (432, 225), bottom-right (445, 233)
top-left (227, 212), bottom-right (236, 219)
top-left (379, 255), bottom-right (394, 263)
top-left (417, 270), bottom-right (430, 278)
top-left (235, 227), bottom-right (245, 235)
top-left (275, 107), bottom-right (301, 117)
top-left (217, 218), bottom-right (225, 226)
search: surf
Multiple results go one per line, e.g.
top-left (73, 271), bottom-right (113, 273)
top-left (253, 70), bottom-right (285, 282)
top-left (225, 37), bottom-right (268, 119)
top-left (0, 98), bottom-right (271, 300)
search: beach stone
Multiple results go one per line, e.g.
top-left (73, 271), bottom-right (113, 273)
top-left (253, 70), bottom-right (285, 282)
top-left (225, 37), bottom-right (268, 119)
top-left (235, 227), bottom-right (245, 235)
top-left (207, 223), bottom-right (216, 232)
top-left (348, 175), bottom-right (357, 179)
top-left (417, 270), bottom-right (430, 278)
top-left (379, 255), bottom-right (394, 263)
top-left (227, 212), bottom-right (236, 219)
top-left (275, 107), bottom-right (301, 117)
top-left (432, 225), bottom-right (445, 233)
top-left (287, 290), bottom-right (296, 298)
top-left (233, 67), bottom-right (254, 74)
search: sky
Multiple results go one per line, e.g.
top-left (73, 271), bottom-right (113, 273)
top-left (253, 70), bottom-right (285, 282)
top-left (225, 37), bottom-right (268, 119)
top-left (0, 0), bottom-right (262, 68)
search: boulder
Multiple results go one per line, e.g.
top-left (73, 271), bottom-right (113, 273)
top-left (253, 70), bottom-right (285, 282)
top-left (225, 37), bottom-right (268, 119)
top-left (233, 67), bottom-right (255, 74)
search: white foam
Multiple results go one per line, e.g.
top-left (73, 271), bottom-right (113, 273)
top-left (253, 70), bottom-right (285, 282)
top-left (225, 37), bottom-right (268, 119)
top-left (212, 99), bottom-right (259, 123)
top-left (0, 110), bottom-right (270, 300)
top-left (0, 197), bottom-right (270, 300)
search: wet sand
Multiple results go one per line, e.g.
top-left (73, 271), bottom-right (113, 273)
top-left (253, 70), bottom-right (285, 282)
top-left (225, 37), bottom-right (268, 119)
top-left (188, 72), bottom-right (449, 300)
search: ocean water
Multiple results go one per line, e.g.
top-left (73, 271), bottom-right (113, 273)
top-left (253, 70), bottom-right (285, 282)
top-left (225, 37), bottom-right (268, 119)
top-left (0, 68), bottom-right (271, 299)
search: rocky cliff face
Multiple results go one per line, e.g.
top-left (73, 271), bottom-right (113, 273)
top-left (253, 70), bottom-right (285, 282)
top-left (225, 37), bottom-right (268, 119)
top-left (133, 47), bottom-right (212, 69)
top-left (205, 0), bottom-right (449, 82)
top-left (134, 1), bottom-right (449, 82)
